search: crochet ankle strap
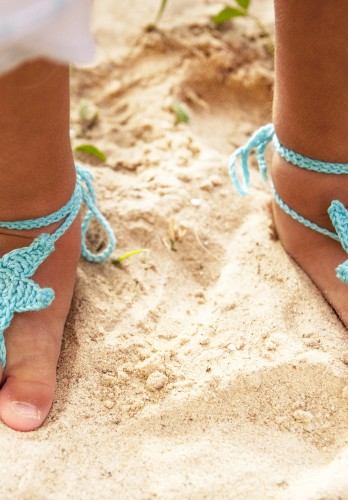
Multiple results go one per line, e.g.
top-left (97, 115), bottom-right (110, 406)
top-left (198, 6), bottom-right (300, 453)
top-left (228, 124), bottom-right (348, 285)
top-left (0, 164), bottom-right (116, 367)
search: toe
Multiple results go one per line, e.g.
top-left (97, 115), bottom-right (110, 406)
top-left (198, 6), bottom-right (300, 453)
top-left (0, 306), bottom-right (65, 431)
top-left (0, 219), bottom-right (80, 432)
top-left (0, 375), bottom-right (55, 431)
top-left (0, 336), bottom-right (57, 432)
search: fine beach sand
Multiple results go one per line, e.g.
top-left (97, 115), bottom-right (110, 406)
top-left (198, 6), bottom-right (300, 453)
top-left (1, 0), bottom-right (348, 498)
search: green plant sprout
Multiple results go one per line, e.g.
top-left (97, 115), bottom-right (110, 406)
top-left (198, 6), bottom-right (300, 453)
top-left (154, 0), bottom-right (168, 26)
top-left (78, 99), bottom-right (99, 132)
top-left (213, 0), bottom-right (274, 56)
top-left (171, 101), bottom-right (190, 124)
top-left (152, 0), bottom-right (273, 55)
top-left (112, 249), bottom-right (149, 266)
top-left (71, 100), bottom-right (108, 162)
top-left (168, 218), bottom-right (187, 251)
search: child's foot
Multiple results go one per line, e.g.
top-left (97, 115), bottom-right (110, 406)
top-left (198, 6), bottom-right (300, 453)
top-left (271, 154), bottom-right (348, 326)
top-left (0, 60), bottom-right (82, 431)
top-left (0, 184), bottom-right (81, 432)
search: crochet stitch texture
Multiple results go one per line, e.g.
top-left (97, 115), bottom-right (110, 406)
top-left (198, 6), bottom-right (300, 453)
top-left (228, 123), bottom-right (348, 284)
top-left (0, 164), bottom-right (116, 367)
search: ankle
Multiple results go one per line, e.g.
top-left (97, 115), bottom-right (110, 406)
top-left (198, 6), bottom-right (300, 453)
top-left (0, 60), bottom-right (74, 221)
top-left (273, 117), bottom-right (348, 165)
top-left (0, 150), bottom-right (76, 221)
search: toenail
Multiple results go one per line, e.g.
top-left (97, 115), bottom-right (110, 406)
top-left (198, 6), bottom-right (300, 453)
top-left (12, 402), bottom-right (40, 419)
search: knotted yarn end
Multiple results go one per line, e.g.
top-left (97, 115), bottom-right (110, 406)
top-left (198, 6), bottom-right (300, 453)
top-left (228, 123), bottom-right (275, 196)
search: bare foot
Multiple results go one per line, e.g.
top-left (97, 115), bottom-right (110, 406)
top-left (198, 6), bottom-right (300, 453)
top-left (0, 59), bottom-right (82, 431)
top-left (271, 154), bottom-right (348, 326)
top-left (0, 197), bottom-right (81, 431)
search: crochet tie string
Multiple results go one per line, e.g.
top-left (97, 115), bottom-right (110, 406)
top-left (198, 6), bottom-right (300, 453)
top-left (228, 123), bottom-right (348, 285)
top-left (0, 164), bottom-right (116, 367)
top-left (77, 165), bottom-right (116, 263)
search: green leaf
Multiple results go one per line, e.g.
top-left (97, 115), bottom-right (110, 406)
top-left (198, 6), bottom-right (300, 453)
top-left (235, 0), bottom-right (251, 11)
top-left (112, 249), bottom-right (149, 265)
top-left (171, 101), bottom-right (189, 124)
top-left (212, 6), bottom-right (246, 25)
top-left (74, 144), bottom-right (107, 162)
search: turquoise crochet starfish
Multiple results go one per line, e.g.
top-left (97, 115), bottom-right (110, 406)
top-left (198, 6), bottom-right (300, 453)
top-left (0, 164), bottom-right (116, 368)
top-left (0, 234), bottom-right (55, 364)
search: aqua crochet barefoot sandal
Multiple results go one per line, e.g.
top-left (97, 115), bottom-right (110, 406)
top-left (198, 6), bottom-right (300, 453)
top-left (0, 164), bottom-right (116, 367)
top-left (228, 123), bottom-right (348, 284)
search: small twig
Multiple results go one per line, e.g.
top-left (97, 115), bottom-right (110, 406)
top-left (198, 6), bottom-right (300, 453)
top-left (194, 227), bottom-right (223, 262)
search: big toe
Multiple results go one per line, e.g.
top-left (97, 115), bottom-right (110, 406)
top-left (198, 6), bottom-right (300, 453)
top-left (0, 364), bottom-right (56, 432)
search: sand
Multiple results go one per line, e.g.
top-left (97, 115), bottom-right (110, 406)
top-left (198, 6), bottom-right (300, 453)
top-left (1, 0), bottom-right (348, 498)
